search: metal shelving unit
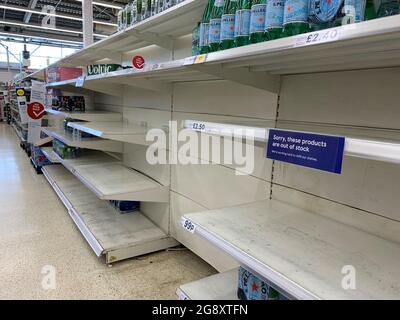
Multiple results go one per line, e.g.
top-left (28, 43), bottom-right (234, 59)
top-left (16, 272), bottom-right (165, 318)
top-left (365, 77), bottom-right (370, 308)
top-left (45, 109), bottom-right (122, 122)
top-left (184, 120), bottom-right (400, 164)
top-left (41, 127), bottom-right (123, 153)
top-left (67, 121), bottom-right (155, 145)
top-left (41, 147), bottom-right (60, 163)
top-left (43, 15), bottom-right (400, 94)
top-left (53, 150), bottom-right (169, 202)
top-left (42, 165), bottom-right (177, 263)
top-left (182, 199), bottom-right (400, 299)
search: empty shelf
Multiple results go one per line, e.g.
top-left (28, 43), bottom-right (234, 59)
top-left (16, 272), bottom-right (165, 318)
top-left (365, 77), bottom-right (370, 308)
top-left (184, 120), bottom-right (400, 165)
top-left (45, 108), bottom-right (122, 121)
top-left (55, 152), bottom-right (169, 202)
top-left (41, 127), bottom-right (123, 153)
top-left (42, 165), bottom-right (177, 263)
top-left (177, 269), bottom-right (239, 300)
top-left (183, 199), bottom-right (400, 300)
top-left (67, 121), bottom-right (152, 145)
top-left (41, 147), bottom-right (60, 163)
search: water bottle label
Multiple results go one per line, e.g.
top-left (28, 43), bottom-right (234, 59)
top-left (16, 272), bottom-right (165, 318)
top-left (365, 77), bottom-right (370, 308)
top-left (309, 0), bottom-right (344, 23)
top-left (209, 18), bottom-right (222, 44)
top-left (250, 4), bottom-right (267, 34)
top-left (344, 0), bottom-right (366, 23)
top-left (235, 9), bottom-right (251, 37)
top-left (221, 14), bottom-right (236, 40)
top-left (199, 22), bottom-right (210, 47)
top-left (265, 0), bottom-right (285, 29)
top-left (283, 0), bottom-right (309, 24)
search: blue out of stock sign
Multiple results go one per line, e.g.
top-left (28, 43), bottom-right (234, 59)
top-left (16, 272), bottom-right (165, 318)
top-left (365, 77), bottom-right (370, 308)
top-left (266, 129), bottom-right (345, 174)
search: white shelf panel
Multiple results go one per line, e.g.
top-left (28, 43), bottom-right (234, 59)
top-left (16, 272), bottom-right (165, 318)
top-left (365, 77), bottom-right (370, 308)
top-left (53, 151), bottom-right (169, 202)
top-left (42, 165), bottom-right (177, 263)
top-left (183, 199), bottom-right (400, 300)
top-left (41, 127), bottom-right (123, 153)
top-left (45, 108), bottom-right (122, 121)
top-left (184, 120), bottom-right (400, 165)
top-left (67, 121), bottom-right (153, 145)
top-left (37, 0), bottom-right (207, 71)
top-left (41, 147), bottom-right (60, 163)
top-left (72, 15), bottom-right (400, 94)
top-left (177, 269), bottom-right (239, 300)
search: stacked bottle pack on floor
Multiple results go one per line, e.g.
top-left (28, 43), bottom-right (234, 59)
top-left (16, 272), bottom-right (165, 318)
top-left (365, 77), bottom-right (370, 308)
top-left (193, 0), bottom-right (400, 54)
top-left (117, 0), bottom-right (185, 31)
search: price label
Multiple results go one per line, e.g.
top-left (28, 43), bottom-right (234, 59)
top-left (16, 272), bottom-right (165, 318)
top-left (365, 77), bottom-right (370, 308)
top-left (75, 76), bottom-right (86, 87)
top-left (182, 218), bottom-right (196, 233)
top-left (192, 122), bottom-right (206, 131)
top-left (194, 54), bottom-right (207, 64)
top-left (294, 29), bottom-right (339, 48)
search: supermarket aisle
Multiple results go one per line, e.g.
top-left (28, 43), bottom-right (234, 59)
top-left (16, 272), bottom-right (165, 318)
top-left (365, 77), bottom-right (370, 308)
top-left (0, 123), bottom-right (216, 299)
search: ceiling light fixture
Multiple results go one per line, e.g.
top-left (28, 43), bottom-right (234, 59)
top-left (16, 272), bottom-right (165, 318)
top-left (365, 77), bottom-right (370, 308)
top-left (74, 0), bottom-right (124, 10)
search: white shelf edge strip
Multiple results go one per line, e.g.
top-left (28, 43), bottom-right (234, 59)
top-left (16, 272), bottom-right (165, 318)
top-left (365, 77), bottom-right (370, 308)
top-left (42, 167), bottom-right (103, 256)
top-left (180, 216), bottom-right (318, 300)
top-left (184, 120), bottom-right (400, 164)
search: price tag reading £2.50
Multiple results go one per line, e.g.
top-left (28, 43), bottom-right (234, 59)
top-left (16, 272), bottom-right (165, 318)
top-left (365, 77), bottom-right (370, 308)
top-left (182, 218), bottom-right (196, 233)
top-left (294, 28), bottom-right (339, 48)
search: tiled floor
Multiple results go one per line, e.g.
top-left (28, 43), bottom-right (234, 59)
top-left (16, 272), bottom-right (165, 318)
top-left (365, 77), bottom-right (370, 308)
top-left (0, 122), bottom-right (215, 299)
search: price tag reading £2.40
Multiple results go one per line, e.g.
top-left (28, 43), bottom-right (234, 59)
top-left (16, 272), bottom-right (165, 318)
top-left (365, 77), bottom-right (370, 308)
top-left (294, 29), bottom-right (339, 48)
top-left (182, 218), bottom-right (196, 233)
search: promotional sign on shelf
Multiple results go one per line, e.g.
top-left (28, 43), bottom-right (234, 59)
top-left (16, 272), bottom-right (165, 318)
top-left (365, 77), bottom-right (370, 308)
top-left (266, 129), bottom-right (345, 174)
top-left (28, 80), bottom-right (46, 143)
top-left (27, 102), bottom-right (45, 120)
top-left (15, 88), bottom-right (28, 124)
top-left (132, 55), bottom-right (145, 69)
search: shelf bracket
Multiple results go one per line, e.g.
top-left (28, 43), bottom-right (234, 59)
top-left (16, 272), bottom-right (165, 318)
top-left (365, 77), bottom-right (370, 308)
top-left (109, 77), bottom-right (172, 93)
top-left (188, 64), bottom-right (280, 93)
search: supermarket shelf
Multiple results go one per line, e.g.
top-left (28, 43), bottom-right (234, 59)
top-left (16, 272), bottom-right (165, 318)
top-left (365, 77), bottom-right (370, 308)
top-left (53, 151), bottom-right (169, 202)
top-left (176, 269), bottom-right (239, 300)
top-left (184, 120), bottom-right (400, 165)
top-left (41, 147), bottom-right (60, 163)
top-left (42, 165), bottom-right (178, 263)
top-left (64, 15), bottom-right (400, 94)
top-left (67, 121), bottom-right (154, 145)
top-left (182, 199), bottom-right (400, 299)
top-left (45, 108), bottom-right (122, 121)
top-left (47, 78), bottom-right (125, 96)
top-left (41, 0), bottom-right (207, 70)
top-left (41, 127), bottom-right (123, 153)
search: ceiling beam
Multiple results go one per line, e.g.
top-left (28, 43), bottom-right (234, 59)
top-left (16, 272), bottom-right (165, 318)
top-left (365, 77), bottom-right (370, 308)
top-left (0, 19), bottom-right (108, 38)
top-left (0, 3), bottom-right (117, 27)
top-left (24, 0), bottom-right (38, 23)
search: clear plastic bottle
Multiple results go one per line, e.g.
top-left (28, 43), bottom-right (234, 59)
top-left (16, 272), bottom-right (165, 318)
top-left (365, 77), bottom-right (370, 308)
top-left (131, 0), bottom-right (138, 26)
